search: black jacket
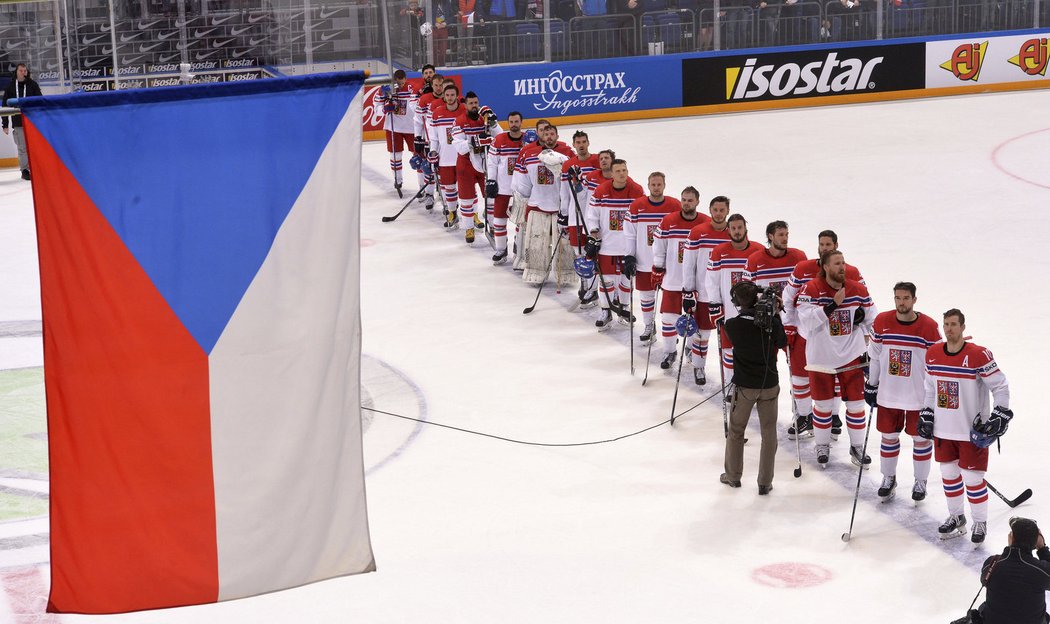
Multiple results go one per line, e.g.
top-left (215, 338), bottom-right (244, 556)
top-left (981, 546), bottom-right (1050, 624)
top-left (2, 75), bottom-right (43, 129)
top-left (723, 310), bottom-right (786, 389)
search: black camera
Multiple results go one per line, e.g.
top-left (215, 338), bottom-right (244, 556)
top-left (753, 286), bottom-right (778, 331)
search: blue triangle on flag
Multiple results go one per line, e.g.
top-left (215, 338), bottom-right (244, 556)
top-left (23, 75), bottom-right (363, 354)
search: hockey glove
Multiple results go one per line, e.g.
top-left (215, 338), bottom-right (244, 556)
top-left (709, 303), bottom-right (724, 324)
top-left (823, 301), bottom-right (838, 317)
top-left (623, 255), bottom-right (637, 279)
top-left (557, 213), bottom-right (569, 230)
top-left (863, 382), bottom-right (878, 408)
top-left (853, 306), bottom-right (865, 325)
top-left (651, 265), bottom-right (665, 288)
top-left (584, 236), bottom-right (601, 259)
top-left (917, 407), bottom-right (935, 440)
top-left (485, 180), bottom-right (499, 199)
top-left (413, 136), bottom-right (427, 157)
top-left (976, 406), bottom-right (1013, 437)
top-left (682, 290), bottom-right (696, 314)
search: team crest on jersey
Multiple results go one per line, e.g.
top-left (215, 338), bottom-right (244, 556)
top-left (770, 280), bottom-right (788, 295)
top-left (395, 99), bottom-right (408, 115)
top-left (445, 127), bottom-right (454, 145)
top-left (609, 209), bottom-right (626, 231)
top-left (730, 271), bottom-right (745, 285)
top-left (506, 159), bottom-right (515, 176)
top-left (537, 166), bottom-right (555, 185)
top-left (828, 309), bottom-right (853, 336)
top-left (646, 225), bottom-right (657, 246)
top-left (937, 380), bottom-right (960, 409)
top-left (678, 241), bottom-right (686, 263)
top-left (888, 348), bottom-right (912, 377)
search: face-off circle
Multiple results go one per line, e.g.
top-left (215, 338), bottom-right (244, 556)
top-left (751, 563), bottom-right (833, 589)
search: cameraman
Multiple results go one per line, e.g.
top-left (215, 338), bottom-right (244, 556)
top-left (979, 517), bottom-right (1050, 624)
top-left (720, 281), bottom-right (786, 495)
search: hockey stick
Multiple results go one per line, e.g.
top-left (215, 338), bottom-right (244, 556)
top-left (785, 346), bottom-right (802, 479)
top-left (566, 169), bottom-right (629, 320)
top-left (522, 230), bottom-right (565, 315)
top-left (381, 185), bottom-right (429, 223)
top-left (629, 275), bottom-right (635, 375)
top-left (717, 323), bottom-right (730, 438)
top-left (641, 285), bottom-right (661, 386)
top-left (669, 323), bottom-right (690, 426)
top-left (842, 405), bottom-right (876, 543)
top-left (985, 481), bottom-right (1033, 508)
top-left (805, 360), bottom-right (869, 375)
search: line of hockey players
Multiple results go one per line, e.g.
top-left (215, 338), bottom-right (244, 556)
top-left (375, 68), bottom-right (1013, 547)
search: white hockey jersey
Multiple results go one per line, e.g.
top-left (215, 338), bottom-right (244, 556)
top-left (514, 143), bottom-right (574, 213)
top-left (704, 240), bottom-right (762, 321)
top-left (375, 85), bottom-right (416, 134)
top-left (651, 209), bottom-right (707, 290)
top-left (584, 178), bottom-right (644, 256)
top-left (868, 311), bottom-right (942, 410)
top-left (682, 222), bottom-right (732, 296)
top-left (487, 132), bottom-right (525, 195)
top-left (625, 196), bottom-right (683, 272)
top-left (559, 153), bottom-right (600, 227)
top-left (430, 104), bottom-right (465, 167)
top-left (796, 276), bottom-right (877, 369)
top-left (924, 342), bottom-right (1010, 442)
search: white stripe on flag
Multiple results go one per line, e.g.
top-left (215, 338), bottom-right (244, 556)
top-left (208, 91), bottom-right (374, 601)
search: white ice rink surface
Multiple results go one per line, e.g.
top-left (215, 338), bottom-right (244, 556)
top-left (1, 88), bottom-right (1049, 623)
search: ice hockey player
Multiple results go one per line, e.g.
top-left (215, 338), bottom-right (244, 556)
top-left (681, 196), bottom-right (731, 385)
top-left (510, 119), bottom-right (550, 270)
top-left (648, 184), bottom-right (705, 370)
top-left (559, 132), bottom-right (602, 308)
top-left (865, 282), bottom-right (941, 503)
top-left (375, 69), bottom-right (417, 198)
top-left (514, 124), bottom-right (575, 285)
top-left (451, 92), bottom-right (501, 244)
top-left (429, 83), bottom-right (467, 229)
top-left (486, 111), bottom-right (525, 265)
top-left (781, 230), bottom-right (865, 440)
top-left (795, 250), bottom-right (877, 469)
top-left (625, 174), bottom-right (684, 347)
top-left (412, 69), bottom-right (443, 210)
top-left (584, 158), bottom-right (645, 331)
top-left (703, 214), bottom-right (761, 387)
top-left (921, 308), bottom-right (1011, 544)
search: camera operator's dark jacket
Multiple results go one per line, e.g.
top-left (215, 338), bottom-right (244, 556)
top-left (980, 545), bottom-right (1050, 624)
top-left (724, 310), bottom-right (786, 390)
top-left (2, 73), bottom-right (42, 129)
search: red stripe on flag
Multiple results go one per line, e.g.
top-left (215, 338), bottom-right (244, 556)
top-left (27, 119), bottom-right (219, 614)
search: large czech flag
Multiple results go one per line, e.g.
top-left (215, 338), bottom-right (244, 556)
top-left (20, 72), bottom-right (375, 614)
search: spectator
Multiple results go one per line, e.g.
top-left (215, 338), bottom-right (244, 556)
top-left (578, 0), bottom-right (608, 15)
top-left (2, 63), bottom-right (43, 181)
top-left (431, 0), bottom-right (454, 66)
top-left (613, 0), bottom-right (643, 54)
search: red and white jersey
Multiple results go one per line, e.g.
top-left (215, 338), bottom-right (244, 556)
top-left (744, 247), bottom-right (807, 296)
top-left (682, 222), bottom-right (731, 296)
top-left (584, 178), bottom-right (645, 256)
top-left (782, 259), bottom-right (864, 329)
top-left (452, 113), bottom-right (501, 174)
top-left (375, 85), bottom-right (417, 134)
top-left (868, 312), bottom-right (942, 410)
top-left (559, 153), bottom-right (600, 226)
top-left (414, 88), bottom-right (440, 140)
top-left (796, 277), bottom-right (877, 369)
top-left (651, 210), bottom-right (707, 290)
top-left (625, 196), bottom-right (684, 270)
top-left (430, 104), bottom-right (466, 167)
top-left (924, 342), bottom-right (1010, 442)
top-left (512, 141), bottom-right (544, 198)
top-left (514, 142), bottom-right (574, 213)
top-left (487, 132), bottom-right (524, 195)
top-left (704, 240), bottom-right (762, 320)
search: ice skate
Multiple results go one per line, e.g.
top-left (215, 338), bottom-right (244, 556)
top-left (492, 250), bottom-right (508, 265)
top-left (971, 521), bottom-right (987, 545)
top-left (693, 368), bottom-right (706, 386)
top-left (787, 413), bottom-right (814, 440)
top-left (831, 413), bottom-right (842, 441)
top-left (937, 514), bottom-right (967, 540)
top-left (816, 444), bottom-right (830, 468)
top-left (849, 445), bottom-right (872, 469)
top-left (912, 479), bottom-right (927, 502)
top-left (877, 475), bottom-right (896, 502)
top-left (595, 310), bottom-right (613, 332)
top-left (465, 228), bottom-right (475, 244)
top-left (659, 352), bottom-right (676, 370)
top-left (638, 322), bottom-right (657, 345)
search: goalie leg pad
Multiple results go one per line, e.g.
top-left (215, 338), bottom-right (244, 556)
top-left (522, 210), bottom-right (555, 285)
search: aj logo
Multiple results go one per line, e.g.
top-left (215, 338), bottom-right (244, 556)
top-left (1008, 38), bottom-right (1049, 76)
top-left (940, 42), bottom-right (987, 81)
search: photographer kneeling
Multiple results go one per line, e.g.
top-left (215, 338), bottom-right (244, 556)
top-left (720, 281), bottom-right (786, 495)
top-left (977, 517), bottom-right (1050, 624)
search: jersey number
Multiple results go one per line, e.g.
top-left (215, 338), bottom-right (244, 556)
top-left (888, 348), bottom-right (911, 377)
top-left (936, 380), bottom-right (959, 409)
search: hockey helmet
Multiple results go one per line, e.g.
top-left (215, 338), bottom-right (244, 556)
top-left (523, 128), bottom-right (538, 144)
top-left (573, 257), bottom-right (595, 279)
top-left (675, 314), bottom-right (698, 338)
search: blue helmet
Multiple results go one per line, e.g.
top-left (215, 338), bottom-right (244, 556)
top-left (675, 314), bottom-right (698, 337)
top-left (970, 428), bottom-right (996, 449)
top-left (573, 257), bottom-right (595, 279)
top-left (409, 154), bottom-right (432, 176)
top-left (523, 128), bottom-right (538, 144)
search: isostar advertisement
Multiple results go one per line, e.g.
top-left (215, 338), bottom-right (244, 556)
top-left (927, 32), bottom-right (1050, 88)
top-left (681, 43), bottom-right (925, 105)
